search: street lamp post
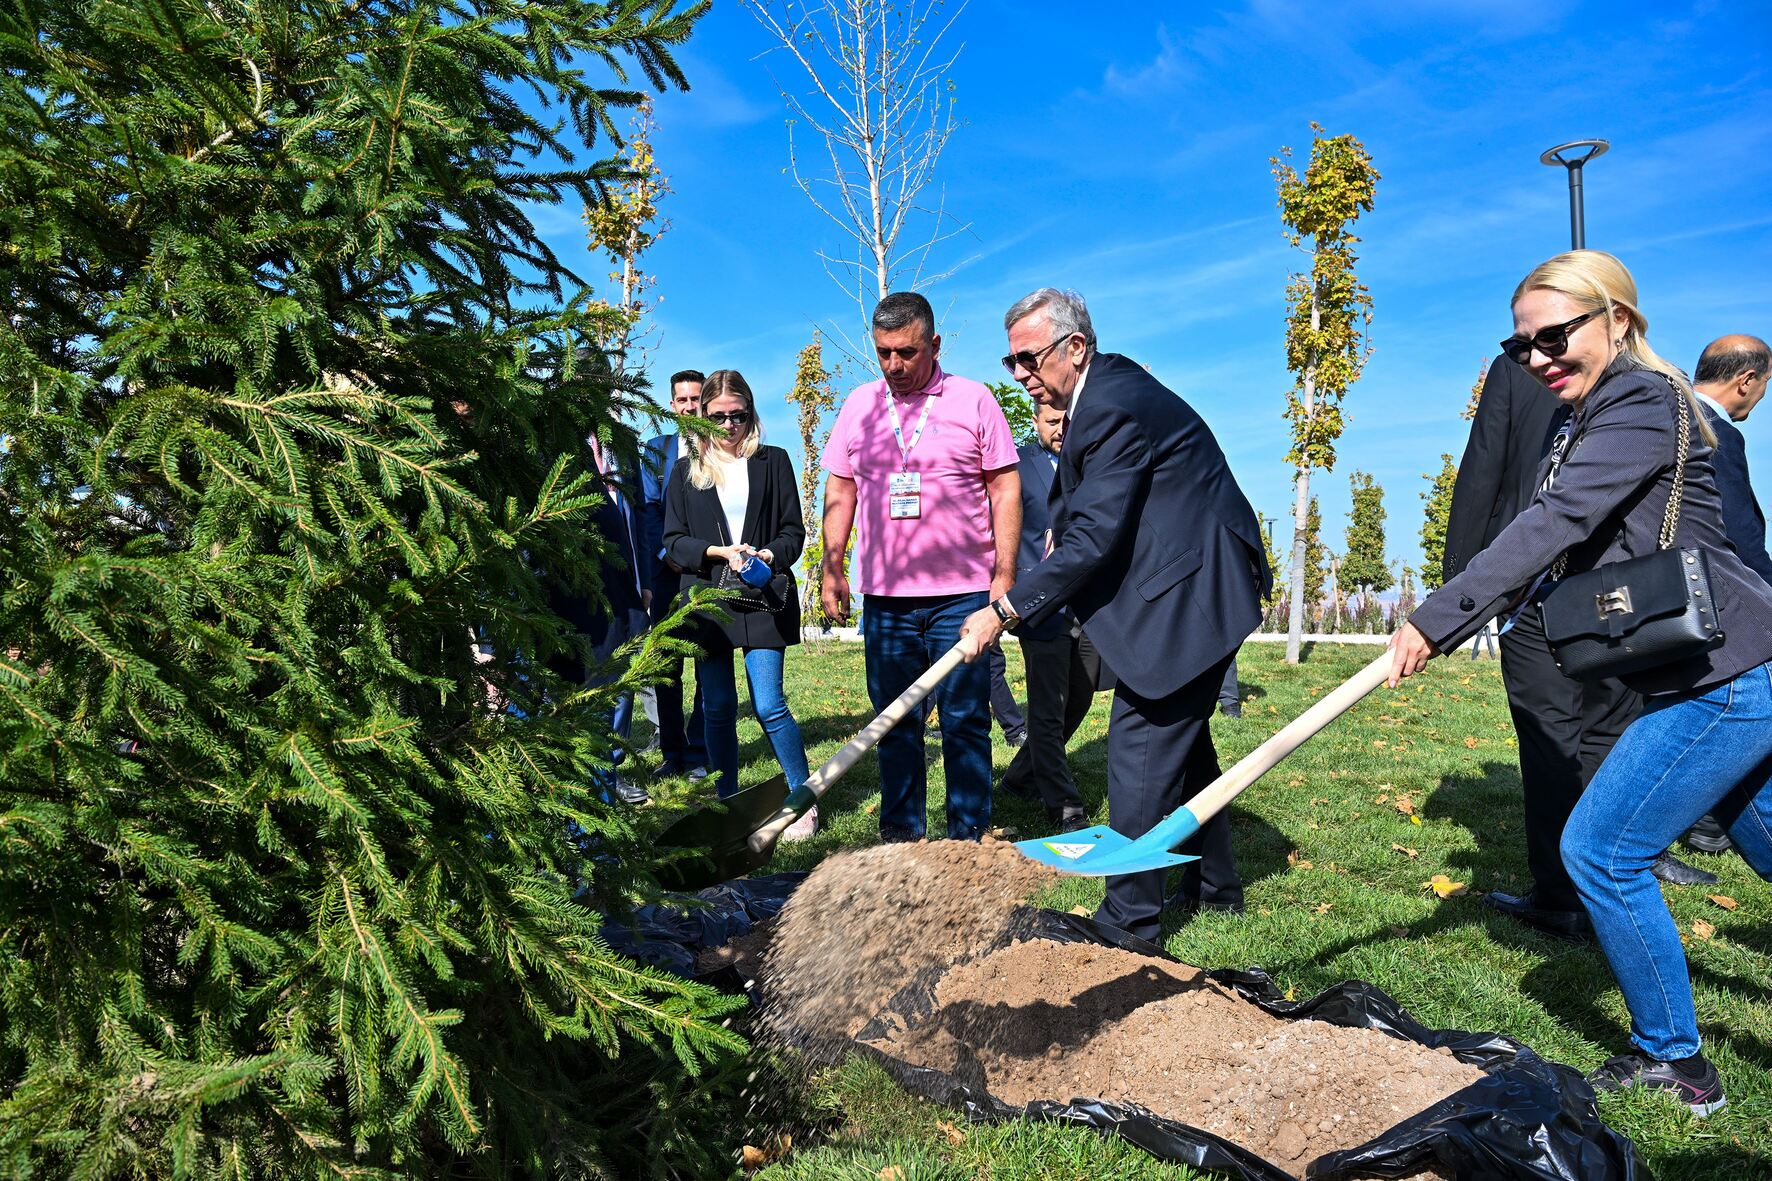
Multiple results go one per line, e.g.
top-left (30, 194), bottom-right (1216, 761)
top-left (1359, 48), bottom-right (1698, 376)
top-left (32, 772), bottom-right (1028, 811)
top-left (1540, 139), bottom-right (1609, 249)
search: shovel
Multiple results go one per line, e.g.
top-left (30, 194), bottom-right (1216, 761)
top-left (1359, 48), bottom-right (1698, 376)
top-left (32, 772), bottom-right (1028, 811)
top-left (1016, 651), bottom-right (1394, 877)
top-left (655, 642), bottom-right (968, 889)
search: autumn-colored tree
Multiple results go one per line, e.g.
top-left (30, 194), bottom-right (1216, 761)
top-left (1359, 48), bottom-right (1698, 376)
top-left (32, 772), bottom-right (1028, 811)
top-left (1341, 471), bottom-right (1392, 621)
top-left (583, 100), bottom-right (671, 375)
top-left (1273, 124), bottom-right (1379, 662)
top-left (989, 380), bottom-right (1037, 447)
top-left (1261, 523), bottom-right (1291, 630)
top-left (788, 332), bottom-right (839, 624)
top-left (1464, 358), bottom-right (1489, 420)
top-left (1420, 453), bottom-right (1459, 591)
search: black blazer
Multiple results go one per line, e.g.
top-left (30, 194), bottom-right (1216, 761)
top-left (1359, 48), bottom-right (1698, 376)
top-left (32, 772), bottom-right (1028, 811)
top-left (1009, 352), bottom-right (1270, 698)
top-left (662, 444), bottom-right (805, 649)
top-left (1699, 403), bottom-right (1772, 585)
top-left (1444, 355), bottom-right (1566, 582)
top-left (1012, 440), bottom-right (1068, 642)
top-left (1413, 362), bottom-right (1772, 696)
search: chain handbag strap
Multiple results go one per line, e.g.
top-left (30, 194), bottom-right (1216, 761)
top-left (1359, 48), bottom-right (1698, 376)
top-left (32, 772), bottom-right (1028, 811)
top-left (1547, 377), bottom-right (1690, 580)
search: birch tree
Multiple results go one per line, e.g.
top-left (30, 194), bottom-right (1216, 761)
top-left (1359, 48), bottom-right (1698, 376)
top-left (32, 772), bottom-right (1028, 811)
top-left (1273, 125), bottom-right (1379, 662)
top-left (745, 0), bottom-right (971, 357)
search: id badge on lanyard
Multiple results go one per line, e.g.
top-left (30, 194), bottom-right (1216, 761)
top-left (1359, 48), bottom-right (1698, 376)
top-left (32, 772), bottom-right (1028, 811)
top-left (889, 470), bottom-right (921, 519)
top-left (886, 392), bottom-right (931, 521)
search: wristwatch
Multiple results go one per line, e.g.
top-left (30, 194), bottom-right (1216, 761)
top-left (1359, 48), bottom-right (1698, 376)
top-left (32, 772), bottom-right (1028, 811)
top-left (991, 596), bottom-right (1021, 632)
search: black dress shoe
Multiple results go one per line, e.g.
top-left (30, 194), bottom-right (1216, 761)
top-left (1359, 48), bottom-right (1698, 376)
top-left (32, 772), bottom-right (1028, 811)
top-left (1685, 813), bottom-right (1734, 855)
top-left (1047, 805), bottom-right (1089, 829)
top-left (612, 775), bottom-right (650, 806)
top-left (1482, 890), bottom-right (1593, 941)
top-left (1651, 852), bottom-right (1718, 886)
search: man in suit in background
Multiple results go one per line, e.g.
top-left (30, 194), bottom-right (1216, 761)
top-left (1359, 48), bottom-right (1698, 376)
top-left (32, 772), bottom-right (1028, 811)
top-left (639, 370), bottom-right (709, 779)
top-left (1685, 334), bottom-right (1771, 855)
top-left (998, 401), bottom-right (1108, 828)
top-left (1447, 356), bottom-right (1708, 942)
top-left (960, 288), bottom-right (1268, 942)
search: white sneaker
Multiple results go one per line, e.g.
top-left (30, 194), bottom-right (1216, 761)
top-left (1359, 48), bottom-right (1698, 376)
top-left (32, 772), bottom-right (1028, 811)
top-left (781, 806), bottom-right (819, 841)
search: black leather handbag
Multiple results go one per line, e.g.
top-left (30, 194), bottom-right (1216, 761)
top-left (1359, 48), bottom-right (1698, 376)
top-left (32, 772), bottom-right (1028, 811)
top-left (712, 519), bottom-right (793, 614)
top-left (1536, 389), bottom-right (1723, 679)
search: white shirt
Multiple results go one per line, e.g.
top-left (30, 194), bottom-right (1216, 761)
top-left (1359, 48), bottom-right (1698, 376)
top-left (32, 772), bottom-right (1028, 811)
top-left (1066, 357), bottom-right (1092, 421)
top-left (1693, 387), bottom-right (1731, 424)
top-left (710, 450), bottom-right (750, 545)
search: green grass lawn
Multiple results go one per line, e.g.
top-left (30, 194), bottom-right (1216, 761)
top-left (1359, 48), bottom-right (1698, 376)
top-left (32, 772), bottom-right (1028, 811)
top-left (647, 642), bottom-right (1771, 1180)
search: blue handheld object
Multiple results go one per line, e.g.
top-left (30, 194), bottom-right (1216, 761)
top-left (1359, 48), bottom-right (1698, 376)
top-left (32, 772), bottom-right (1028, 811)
top-left (737, 554), bottom-right (774, 588)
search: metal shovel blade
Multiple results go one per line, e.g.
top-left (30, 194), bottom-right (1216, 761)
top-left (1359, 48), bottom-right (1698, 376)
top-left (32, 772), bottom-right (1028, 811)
top-left (652, 773), bottom-right (790, 891)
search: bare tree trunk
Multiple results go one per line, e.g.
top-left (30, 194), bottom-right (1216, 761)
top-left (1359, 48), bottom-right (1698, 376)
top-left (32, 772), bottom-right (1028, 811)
top-left (1284, 293), bottom-right (1323, 664)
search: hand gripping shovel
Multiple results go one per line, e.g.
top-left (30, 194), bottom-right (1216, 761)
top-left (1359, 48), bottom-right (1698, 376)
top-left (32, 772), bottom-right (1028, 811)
top-left (655, 643), bottom-right (968, 889)
top-left (1017, 652), bottom-right (1393, 877)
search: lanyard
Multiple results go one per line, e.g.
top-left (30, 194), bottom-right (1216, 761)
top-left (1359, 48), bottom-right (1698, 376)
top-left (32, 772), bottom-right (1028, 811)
top-left (885, 390), bottom-right (932, 470)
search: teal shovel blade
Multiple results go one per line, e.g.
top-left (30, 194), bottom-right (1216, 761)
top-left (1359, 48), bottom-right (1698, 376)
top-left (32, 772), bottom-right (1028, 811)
top-left (1014, 807), bottom-right (1205, 877)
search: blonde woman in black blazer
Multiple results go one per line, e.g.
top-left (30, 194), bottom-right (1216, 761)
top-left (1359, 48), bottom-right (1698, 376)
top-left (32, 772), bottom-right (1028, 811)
top-left (662, 371), bottom-right (814, 834)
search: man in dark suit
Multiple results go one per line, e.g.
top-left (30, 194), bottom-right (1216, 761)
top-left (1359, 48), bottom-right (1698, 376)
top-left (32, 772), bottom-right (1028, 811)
top-left (998, 401), bottom-right (1108, 827)
top-left (1684, 334), bottom-right (1770, 854)
top-left (1447, 357), bottom-right (1707, 941)
top-left (638, 370), bottom-right (709, 777)
top-left (961, 288), bottom-right (1269, 943)
top-left (1691, 335), bottom-right (1771, 584)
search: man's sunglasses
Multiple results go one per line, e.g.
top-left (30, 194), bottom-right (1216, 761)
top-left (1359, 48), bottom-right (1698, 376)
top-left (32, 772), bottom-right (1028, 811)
top-left (1001, 335), bottom-right (1070, 375)
top-left (1500, 311), bottom-right (1600, 365)
top-left (707, 411), bottom-right (751, 426)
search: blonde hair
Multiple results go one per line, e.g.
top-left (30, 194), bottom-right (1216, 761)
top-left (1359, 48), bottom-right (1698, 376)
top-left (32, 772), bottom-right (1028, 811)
top-left (686, 368), bottom-right (762, 490)
top-left (1513, 250), bottom-right (1715, 447)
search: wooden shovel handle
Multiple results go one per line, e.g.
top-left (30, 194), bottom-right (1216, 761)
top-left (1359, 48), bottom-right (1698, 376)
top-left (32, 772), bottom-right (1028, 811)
top-left (1183, 651), bottom-right (1394, 827)
top-left (748, 642), bottom-right (969, 850)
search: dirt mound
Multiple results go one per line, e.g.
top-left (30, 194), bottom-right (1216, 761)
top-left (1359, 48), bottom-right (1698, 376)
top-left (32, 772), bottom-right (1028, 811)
top-left (864, 938), bottom-right (1481, 1178)
top-left (694, 917), bottom-right (774, 980)
top-left (760, 838), bottom-right (1057, 1046)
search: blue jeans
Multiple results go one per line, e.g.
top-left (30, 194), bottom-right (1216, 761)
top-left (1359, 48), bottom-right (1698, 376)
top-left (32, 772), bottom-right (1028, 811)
top-left (697, 643), bottom-right (810, 801)
top-left (862, 592), bottom-right (992, 840)
top-left (1562, 661), bottom-right (1772, 1060)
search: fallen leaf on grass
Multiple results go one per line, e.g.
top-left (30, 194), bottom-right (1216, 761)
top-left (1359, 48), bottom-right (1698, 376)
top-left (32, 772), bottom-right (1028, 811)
top-left (1707, 894), bottom-right (1739, 911)
top-left (864, 802), bottom-right (878, 815)
top-left (1374, 793), bottom-right (1390, 804)
top-left (1069, 905), bottom-right (1092, 916)
top-left (937, 1120), bottom-right (966, 1146)
top-left (1423, 874), bottom-right (1468, 899)
top-left (1287, 849), bottom-right (1313, 870)
top-left (1691, 919), bottom-right (1716, 941)
top-left (1391, 843), bottom-right (1419, 859)
top-left (1463, 735), bottom-right (1479, 749)
top-left (1393, 795), bottom-right (1416, 817)
top-left (1313, 902), bottom-right (1333, 915)
top-left (742, 1137), bottom-right (792, 1171)
top-left (1410, 815), bottom-right (1423, 826)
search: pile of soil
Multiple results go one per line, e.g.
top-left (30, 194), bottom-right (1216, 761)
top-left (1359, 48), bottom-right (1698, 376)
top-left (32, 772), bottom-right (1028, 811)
top-left (694, 917), bottom-right (774, 981)
top-left (863, 938), bottom-right (1481, 1178)
top-left (760, 838), bottom-right (1057, 1046)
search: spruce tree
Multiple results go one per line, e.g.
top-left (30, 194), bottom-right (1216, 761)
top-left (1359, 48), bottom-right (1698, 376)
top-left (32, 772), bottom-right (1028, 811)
top-left (1341, 470), bottom-right (1392, 618)
top-left (1420, 454), bottom-right (1459, 591)
top-left (0, 1), bottom-right (746, 1176)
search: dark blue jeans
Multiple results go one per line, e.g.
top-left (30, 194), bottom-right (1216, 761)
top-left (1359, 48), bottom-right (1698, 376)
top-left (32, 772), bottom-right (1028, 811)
top-left (863, 592), bottom-right (992, 840)
top-left (697, 642), bottom-right (810, 801)
top-left (1562, 661), bottom-right (1772, 1060)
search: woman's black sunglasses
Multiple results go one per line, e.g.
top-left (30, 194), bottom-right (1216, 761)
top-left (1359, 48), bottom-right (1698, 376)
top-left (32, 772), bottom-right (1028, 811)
top-left (707, 411), bottom-right (751, 426)
top-left (1500, 311), bottom-right (1600, 365)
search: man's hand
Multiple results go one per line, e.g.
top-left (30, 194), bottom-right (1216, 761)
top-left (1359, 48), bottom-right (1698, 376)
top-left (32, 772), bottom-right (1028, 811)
top-left (822, 565), bottom-right (851, 623)
top-left (1387, 621), bottom-right (1438, 688)
top-left (958, 604), bottom-right (1004, 662)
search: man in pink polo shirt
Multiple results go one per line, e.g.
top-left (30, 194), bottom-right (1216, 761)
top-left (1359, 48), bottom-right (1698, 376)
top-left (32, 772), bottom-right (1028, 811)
top-left (821, 291), bottom-right (1022, 841)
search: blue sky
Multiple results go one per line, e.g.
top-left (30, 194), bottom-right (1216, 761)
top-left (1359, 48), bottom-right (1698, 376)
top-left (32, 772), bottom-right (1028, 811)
top-left (547, 0), bottom-right (1772, 571)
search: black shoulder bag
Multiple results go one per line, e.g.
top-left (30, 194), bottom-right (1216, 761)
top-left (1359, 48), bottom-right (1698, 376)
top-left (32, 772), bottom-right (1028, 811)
top-left (1536, 386), bottom-right (1723, 679)
top-left (711, 514), bottom-right (793, 614)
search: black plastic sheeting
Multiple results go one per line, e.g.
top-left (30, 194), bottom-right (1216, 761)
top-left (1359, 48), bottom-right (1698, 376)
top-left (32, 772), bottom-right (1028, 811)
top-left (598, 871), bottom-right (806, 978)
top-left (852, 910), bottom-right (1650, 1181)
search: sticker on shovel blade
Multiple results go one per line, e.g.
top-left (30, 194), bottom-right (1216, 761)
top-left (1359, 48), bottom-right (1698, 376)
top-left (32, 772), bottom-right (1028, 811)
top-left (1043, 842), bottom-right (1097, 859)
